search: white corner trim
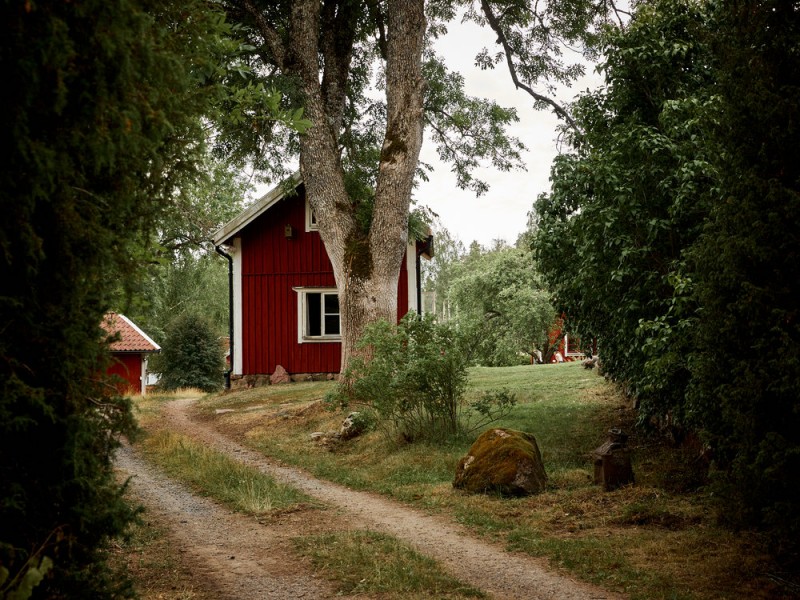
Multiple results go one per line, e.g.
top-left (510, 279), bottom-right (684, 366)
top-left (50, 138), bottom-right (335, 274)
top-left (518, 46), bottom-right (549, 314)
top-left (406, 240), bottom-right (417, 314)
top-left (232, 237), bottom-right (243, 375)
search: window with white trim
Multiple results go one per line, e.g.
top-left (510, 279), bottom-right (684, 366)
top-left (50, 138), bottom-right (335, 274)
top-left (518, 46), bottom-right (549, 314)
top-left (305, 197), bottom-right (319, 231)
top-left (295, 288), bottom-right (340, 341)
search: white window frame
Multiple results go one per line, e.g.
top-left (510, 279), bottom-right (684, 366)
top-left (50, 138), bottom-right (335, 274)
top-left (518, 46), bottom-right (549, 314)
top-left (305, 197), bottom-right (319, 232)
top-left (294, 287), bottom-right (341, 343)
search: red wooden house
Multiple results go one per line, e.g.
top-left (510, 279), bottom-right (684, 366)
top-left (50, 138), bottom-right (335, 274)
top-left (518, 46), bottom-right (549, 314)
top-left (213, 177), bottom-right (430, 382)
top-left (101, 312), bottom-right (160, 395)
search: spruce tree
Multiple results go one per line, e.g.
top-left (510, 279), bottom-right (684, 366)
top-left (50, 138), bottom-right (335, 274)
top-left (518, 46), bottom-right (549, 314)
top-left (0, 0), bottom-right (229, 595)
top-left (158, 313), bottom-right (225, 393)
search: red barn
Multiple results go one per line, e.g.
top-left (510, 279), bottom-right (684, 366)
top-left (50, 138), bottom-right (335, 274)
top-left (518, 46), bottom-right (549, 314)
top-left (213, 177), bottom-right (429, 383)
top-left (102, 312), bottom-right (160, 395)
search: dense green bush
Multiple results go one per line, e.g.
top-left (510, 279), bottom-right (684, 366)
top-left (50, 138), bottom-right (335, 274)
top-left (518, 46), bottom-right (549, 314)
top-left (686, 0), bottom-right (800, 555)
top-left (157, 313), bottom-right (224, 392)
top-left (533, 0), bottom-right (715, 423)
top-left (329, 315), bottom-right (515, 443)
top-left (534, 0), bottom-right (800, 560)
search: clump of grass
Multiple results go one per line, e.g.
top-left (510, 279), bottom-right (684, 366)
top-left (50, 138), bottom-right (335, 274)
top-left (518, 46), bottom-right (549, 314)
top-left (294, 530), bottom-right (484, 599)
top-left (133, 389), bottom-right (207, 430)
top-left (142, 430), bottom-right (312, 516)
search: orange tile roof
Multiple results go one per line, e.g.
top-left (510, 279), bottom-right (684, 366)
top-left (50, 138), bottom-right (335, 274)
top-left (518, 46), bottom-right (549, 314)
top-left (102, 313), bottom-right (160, 353)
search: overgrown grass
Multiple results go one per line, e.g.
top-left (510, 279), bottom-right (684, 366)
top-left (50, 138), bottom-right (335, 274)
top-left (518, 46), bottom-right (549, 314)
top-left (131, 389), bottom-right (480, 597)
top-left (294, 530), bottom-right (484, 599)
top-left (106, 516), bottom-right (209, 599)
top-left (199, 363), bottom-right (793, 600)
top-left (141, 428), bottom-right (311, 516)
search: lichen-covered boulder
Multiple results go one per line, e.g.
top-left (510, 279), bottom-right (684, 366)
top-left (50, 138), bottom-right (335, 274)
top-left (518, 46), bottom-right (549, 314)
top-left (453, 428), bottom-right (547, 496)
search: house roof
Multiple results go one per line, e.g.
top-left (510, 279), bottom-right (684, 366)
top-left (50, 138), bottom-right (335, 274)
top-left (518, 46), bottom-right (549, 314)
top-left (212, 171), bottom-right (435, 252)
top-left (213, 172), bottom-right (302, 246)
top-left (102, 313), bottom-right (160, 353)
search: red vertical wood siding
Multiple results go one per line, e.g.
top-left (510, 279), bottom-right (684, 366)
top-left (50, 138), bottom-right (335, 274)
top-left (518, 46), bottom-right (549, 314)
top-left (108, 353), bottom-right (142, 394)
top-left (239, 186), bottom-right (412, 375)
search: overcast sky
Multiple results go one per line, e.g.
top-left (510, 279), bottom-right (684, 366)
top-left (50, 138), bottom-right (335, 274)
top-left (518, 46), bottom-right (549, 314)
top-left (417, 19), bottom-right (603, 248)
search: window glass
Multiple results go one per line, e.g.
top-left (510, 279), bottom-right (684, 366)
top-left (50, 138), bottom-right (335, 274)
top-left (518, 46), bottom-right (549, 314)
top-left (306, 293), bottom-right (322, 336)
top-left (323, 293), bottom-right (340, 335)
top-left (303, 291), bottom-right (339, 338)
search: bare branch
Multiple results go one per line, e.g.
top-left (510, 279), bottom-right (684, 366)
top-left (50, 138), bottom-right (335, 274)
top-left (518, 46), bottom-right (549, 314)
top-left (366, 0), bottom-right (388, 60)
top-left (479, 0), bottom-right (581, 134)
top-left (236, 0), bottom-right (287, 69)
top-left (608, 0), bottom-right (631, 26)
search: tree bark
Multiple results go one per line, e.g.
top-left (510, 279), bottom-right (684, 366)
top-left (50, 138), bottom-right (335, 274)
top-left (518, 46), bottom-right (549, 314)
top-left (289, 0), bottom-right (426, 374)
top-left (238, 0), bottom-right (426, 374)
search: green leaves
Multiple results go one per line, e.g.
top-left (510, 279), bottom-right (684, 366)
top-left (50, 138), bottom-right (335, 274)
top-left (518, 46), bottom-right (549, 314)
top-left (533, 0), bottom-right (716, 415)
top-left (157, 313), bottom-right (225, 393)
top-left (532, 0), bottom-right (800, 554)
top-left (448, 246), bottom-right (555, 366)
top-left (423, 54), bottom-right (526, 195)
top-left (1, 2), bottom-right (226, 593)
top-left (330, 314), bottom-right (513, 443)
top-left (1, 556), bottom-right (53, 600)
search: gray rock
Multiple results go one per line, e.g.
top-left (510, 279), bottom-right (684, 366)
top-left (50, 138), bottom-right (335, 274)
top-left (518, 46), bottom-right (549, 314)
top-left (339, 412), bottom-right (368, 440)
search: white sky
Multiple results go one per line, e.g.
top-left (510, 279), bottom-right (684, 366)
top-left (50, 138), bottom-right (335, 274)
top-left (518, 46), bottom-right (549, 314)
top-left (417, 19), bottom-right (603, 248)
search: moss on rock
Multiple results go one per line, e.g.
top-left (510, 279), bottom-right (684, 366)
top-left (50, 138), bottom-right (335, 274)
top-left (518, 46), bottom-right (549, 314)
top-left (453, 428), bottom-right (547, 496)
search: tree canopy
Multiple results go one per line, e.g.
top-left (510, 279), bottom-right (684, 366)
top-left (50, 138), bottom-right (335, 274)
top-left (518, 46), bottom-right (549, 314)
top-left (533, 0), bottom-right (800, 555)
top-left (210, 0), bottom-right (618, 370)
top-left (449, 243), bottom-right (555, 365)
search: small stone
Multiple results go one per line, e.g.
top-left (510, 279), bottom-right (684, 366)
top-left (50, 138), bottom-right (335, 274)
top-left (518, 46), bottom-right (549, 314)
top-left (339, 412), bottom-right (368, 440)
top-left (270, 365), bottom-right (291, 385)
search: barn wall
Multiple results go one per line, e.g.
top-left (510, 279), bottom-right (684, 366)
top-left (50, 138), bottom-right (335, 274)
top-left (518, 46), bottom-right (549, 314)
top-left (238, 187), bottom-right (414, 376)
top-left (108, 353), bottom-right (142, 394)
top-left (240, 189), bottom-right (340, 375)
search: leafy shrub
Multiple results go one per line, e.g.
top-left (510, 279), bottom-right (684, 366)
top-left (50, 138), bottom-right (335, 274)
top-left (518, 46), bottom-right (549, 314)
top-left (156, 313), bottom-right (224, 392)
top-left (329, 315), bottom-right (516, 443)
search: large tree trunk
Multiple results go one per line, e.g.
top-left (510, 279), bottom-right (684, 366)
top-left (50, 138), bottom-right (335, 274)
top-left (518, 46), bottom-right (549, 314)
top-left (290, 0), bottom-right (426, 373)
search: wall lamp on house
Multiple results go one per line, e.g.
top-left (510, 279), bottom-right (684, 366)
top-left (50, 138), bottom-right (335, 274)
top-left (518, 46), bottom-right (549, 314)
top-left (284, 224), bottom-right (295, 239)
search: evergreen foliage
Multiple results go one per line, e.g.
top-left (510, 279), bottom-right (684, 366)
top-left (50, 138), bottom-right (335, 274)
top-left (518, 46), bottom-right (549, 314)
top-left (0, 0), bottom-right (235, 595)
top-left (157, 313), bottom-right (225, 393)
top-left (687, 0), bottom-right (800, 552)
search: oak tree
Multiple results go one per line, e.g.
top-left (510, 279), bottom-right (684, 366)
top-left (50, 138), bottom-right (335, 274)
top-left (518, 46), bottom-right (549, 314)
top-left (216, 0), bottom-right (616, 371)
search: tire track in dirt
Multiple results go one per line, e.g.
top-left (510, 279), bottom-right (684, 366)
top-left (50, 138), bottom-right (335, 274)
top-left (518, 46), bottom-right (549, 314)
top-left (116, 445), bottom-right (337, 599)
top-left (158, 397), bottom-right (625, 600)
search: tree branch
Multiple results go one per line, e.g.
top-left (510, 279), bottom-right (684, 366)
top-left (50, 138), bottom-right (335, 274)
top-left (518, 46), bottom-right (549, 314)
top-left (236, 0), bottom-right (287, 69)
top-left (479, 0), bottom-right (580, 134)
top-left (365, 0), bottom-right (388, 60)
top-left (320, 0), bottom-right (359, 141)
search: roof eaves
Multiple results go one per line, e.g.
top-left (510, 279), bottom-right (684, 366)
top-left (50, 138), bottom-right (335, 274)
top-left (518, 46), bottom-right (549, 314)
top-left (212, 172), bottom-right (302, 246)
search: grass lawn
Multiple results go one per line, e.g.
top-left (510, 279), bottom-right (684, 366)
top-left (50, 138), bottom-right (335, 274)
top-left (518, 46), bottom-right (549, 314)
top-left (184, 363), bottom-right (790, 600)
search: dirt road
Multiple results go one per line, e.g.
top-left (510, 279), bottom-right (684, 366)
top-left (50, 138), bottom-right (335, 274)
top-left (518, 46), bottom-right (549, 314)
top-left (116, 397), bottom-right (624, 600)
